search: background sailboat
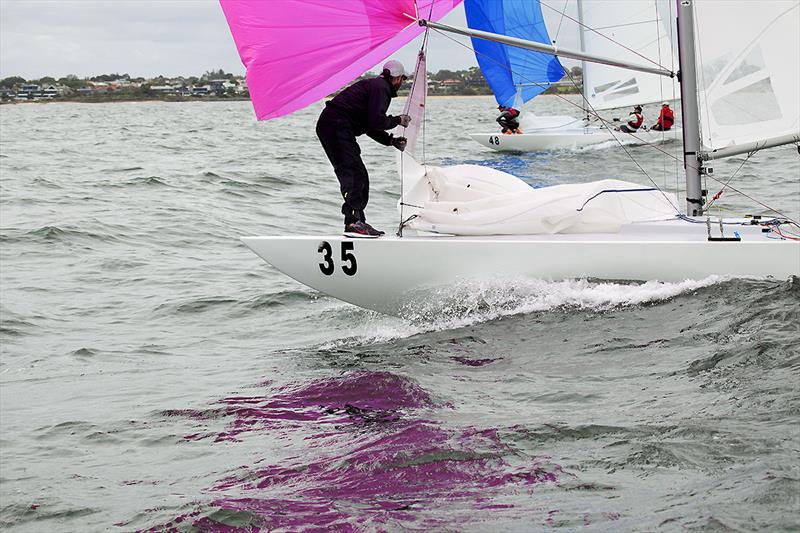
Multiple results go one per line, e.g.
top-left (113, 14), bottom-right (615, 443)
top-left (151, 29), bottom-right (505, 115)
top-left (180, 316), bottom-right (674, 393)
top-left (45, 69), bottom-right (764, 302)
top-left (467, 0), bottom-right (682, 151)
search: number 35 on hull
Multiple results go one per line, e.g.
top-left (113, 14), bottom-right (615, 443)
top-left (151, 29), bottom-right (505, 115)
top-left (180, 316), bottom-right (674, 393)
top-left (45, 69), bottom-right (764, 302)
top-left (318, 240), bottom-right (357, 276)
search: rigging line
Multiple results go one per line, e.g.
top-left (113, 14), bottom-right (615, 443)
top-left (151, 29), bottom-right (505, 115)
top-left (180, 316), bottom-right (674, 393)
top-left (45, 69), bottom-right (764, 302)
top-left (399, 29), bottom-right (431, 236)
top-left (429, 26), bottom-right (681, 214)
top-left (551, 0), bottom-right (569, 43)
top-left (421, 33), bottom-right (428, 166)
top-left (519, 117), bottom-right (584, 130)
top-left (701, 151), bottom-right (800, 225)
top-left (654, 0), bottom-right (665, 190)
top-left (592, 20), bottom-right (661, 31)
top-left (399, 136), bottom-right (405, 236)
top-left (539, 0), bottom-right (672, 70)
top-left (664, 0), bottom-right (681, 197)
top-left (706, 151), bottom-right (753, 210)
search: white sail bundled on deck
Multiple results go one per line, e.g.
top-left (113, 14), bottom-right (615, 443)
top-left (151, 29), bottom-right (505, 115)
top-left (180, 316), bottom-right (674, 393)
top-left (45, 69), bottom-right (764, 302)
top-left (403, 166), bottom-right (679, 235)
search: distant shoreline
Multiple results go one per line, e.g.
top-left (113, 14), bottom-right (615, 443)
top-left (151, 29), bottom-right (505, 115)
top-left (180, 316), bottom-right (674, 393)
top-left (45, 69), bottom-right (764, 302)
top-left (1, 91), bottom-right (579, 107)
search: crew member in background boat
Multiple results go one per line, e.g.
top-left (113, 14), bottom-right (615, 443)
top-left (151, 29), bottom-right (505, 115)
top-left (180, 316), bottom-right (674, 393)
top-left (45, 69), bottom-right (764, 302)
top-left (651, 102), bottom-right (675, 131)
top-left (617, 105), bottom-right (643, 133)
top-left (497, 105), bottom-right (523, 134)
top-left (316, 59), bottom-right (411, 237)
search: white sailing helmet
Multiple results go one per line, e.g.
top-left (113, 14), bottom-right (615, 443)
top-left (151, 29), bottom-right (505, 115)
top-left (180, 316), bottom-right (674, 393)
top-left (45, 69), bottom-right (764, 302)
top-left (383, 59), bottom-right (407, 78)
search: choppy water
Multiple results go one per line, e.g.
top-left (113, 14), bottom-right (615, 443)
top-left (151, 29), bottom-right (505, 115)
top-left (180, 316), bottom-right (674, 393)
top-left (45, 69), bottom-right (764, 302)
top-left (1, 96), bottom-right (799, 532)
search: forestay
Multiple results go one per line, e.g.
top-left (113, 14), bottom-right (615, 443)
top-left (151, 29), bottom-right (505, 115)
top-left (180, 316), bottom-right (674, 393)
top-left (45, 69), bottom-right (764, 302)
top-left (693, 0), bottom-right (800, 149)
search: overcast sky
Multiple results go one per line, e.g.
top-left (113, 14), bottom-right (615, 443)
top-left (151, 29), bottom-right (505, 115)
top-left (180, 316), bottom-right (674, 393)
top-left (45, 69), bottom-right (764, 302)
top-left (0, 0), bottom-right (482, 80)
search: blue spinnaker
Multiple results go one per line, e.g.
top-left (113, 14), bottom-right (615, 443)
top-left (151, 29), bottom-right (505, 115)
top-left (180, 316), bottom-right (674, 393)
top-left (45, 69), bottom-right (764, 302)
top-left (464, 0), bottom-right (565, 108)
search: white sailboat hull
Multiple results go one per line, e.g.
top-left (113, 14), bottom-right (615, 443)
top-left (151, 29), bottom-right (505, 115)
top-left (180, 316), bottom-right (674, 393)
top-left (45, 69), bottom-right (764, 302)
top-left (468, 127), bottom-right (679, 151)
top-left (242, 220), bottom-right (799, 315)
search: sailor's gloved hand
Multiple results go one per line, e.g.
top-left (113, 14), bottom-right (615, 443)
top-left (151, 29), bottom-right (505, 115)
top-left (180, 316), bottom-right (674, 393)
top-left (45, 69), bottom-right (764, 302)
top-left (398, 114), bottom-right (411, 127)
top-left (392, 136), bottom-right (407, 152)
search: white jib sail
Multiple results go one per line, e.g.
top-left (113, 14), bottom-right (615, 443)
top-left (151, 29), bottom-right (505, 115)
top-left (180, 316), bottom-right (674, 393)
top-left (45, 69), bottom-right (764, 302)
top-left (693, 0), bottom-right (800, 150)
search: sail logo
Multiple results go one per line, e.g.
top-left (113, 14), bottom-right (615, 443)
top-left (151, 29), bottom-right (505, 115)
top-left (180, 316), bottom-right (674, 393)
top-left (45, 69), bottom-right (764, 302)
top-left (591, 77), bottom-right (640, 102)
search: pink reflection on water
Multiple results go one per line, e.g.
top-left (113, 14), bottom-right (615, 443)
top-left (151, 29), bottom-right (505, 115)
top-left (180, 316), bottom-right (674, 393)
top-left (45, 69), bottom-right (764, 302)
top-left (198, 420), bottom-right (561, 530)
top-left (177, 370), bottom-right (434, 442)
top-left (151, 370), bottom-right (565, 530)
top-left (452, 356), bottom-right (502, 366)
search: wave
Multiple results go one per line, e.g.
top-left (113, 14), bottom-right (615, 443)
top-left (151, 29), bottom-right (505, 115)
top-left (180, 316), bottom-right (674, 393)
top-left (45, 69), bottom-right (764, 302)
top-left (102, 166), bottom-right (145, 173)
top-left (155, 289), bottom-right (319, 316)
top-left (0, 309), bottom-right (37, 338)
top-left (70, 347), bottom-right (99, 359)
top-left (0, 225), bottom-right (119, 245)
top-left (124, 176), bottom-right (170, 187)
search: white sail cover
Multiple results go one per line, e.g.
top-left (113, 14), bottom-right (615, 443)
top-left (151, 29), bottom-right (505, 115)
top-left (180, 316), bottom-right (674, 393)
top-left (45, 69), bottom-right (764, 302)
top-left (694, 0), bottom-right (800, 149)
top-left (396, 53), bottom-right (678, 236)
top-left (581, 0), bottom-right (679, 111)
top-left (403, 167), bottom-right (679, 235)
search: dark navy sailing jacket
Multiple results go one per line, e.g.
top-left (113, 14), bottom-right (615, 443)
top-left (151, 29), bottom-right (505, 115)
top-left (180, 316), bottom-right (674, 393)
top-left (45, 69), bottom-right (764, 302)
top-left (321, 75), bottom-right (402, 146)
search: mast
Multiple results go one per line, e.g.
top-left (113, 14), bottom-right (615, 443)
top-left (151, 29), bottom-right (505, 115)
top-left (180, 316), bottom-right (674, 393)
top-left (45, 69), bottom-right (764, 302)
top-left (676, 0), bottom-right (703, 216)
top-left (577, 0), bottom-right (588, 122)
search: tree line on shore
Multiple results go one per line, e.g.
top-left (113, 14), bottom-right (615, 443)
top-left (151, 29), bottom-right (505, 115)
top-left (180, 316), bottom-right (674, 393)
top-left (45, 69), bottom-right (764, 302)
top-left (1, 66), bottom-right (582, 102)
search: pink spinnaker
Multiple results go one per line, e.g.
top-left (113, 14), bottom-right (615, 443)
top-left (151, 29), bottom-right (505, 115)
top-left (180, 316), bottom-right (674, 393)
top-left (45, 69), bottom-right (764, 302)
top-left (219, 0), bottom-right (462, 121)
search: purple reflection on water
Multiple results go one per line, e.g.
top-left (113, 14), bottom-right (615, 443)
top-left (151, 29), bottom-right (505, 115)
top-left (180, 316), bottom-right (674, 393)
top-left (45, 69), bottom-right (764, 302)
top-left (177, 371), bottom-right (434, 442)
top-left (150, 370), bottom-right (564, 530)
top-left (200, 421), bottom-right (560, 530)
top-left (452, 356), bottom-right (502, 367)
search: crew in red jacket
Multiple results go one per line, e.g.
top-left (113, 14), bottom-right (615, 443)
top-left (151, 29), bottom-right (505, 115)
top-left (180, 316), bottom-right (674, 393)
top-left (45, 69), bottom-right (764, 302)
top-left (618, 105), bottom-right (643, 133)
top-left (651, 102), bottom-right (675, 131)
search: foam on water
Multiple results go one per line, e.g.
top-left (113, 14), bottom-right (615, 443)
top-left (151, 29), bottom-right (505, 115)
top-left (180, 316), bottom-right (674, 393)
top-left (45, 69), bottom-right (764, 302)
top-left (320, 275), bottom-right (728, 349)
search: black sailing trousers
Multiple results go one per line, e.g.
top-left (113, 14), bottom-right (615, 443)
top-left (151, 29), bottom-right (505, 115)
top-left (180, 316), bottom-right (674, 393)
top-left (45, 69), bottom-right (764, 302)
top-left (316, 109), bottom-right (369, 227)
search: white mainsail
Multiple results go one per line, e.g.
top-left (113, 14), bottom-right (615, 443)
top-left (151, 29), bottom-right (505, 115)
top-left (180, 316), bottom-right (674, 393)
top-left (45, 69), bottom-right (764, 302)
top-left (693, 0), bottom-right (800, 150)
top-left (581, 0), bottom-right (678, 111)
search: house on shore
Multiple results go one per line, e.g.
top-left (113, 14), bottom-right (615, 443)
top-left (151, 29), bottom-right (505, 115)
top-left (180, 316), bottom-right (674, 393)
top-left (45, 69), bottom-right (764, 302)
top-left (41, 85), bottom-right (68, 98)
top-left (17, 84), bottom-right (42, 99)
top-left (150, 85), bottom-right (176, 95)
